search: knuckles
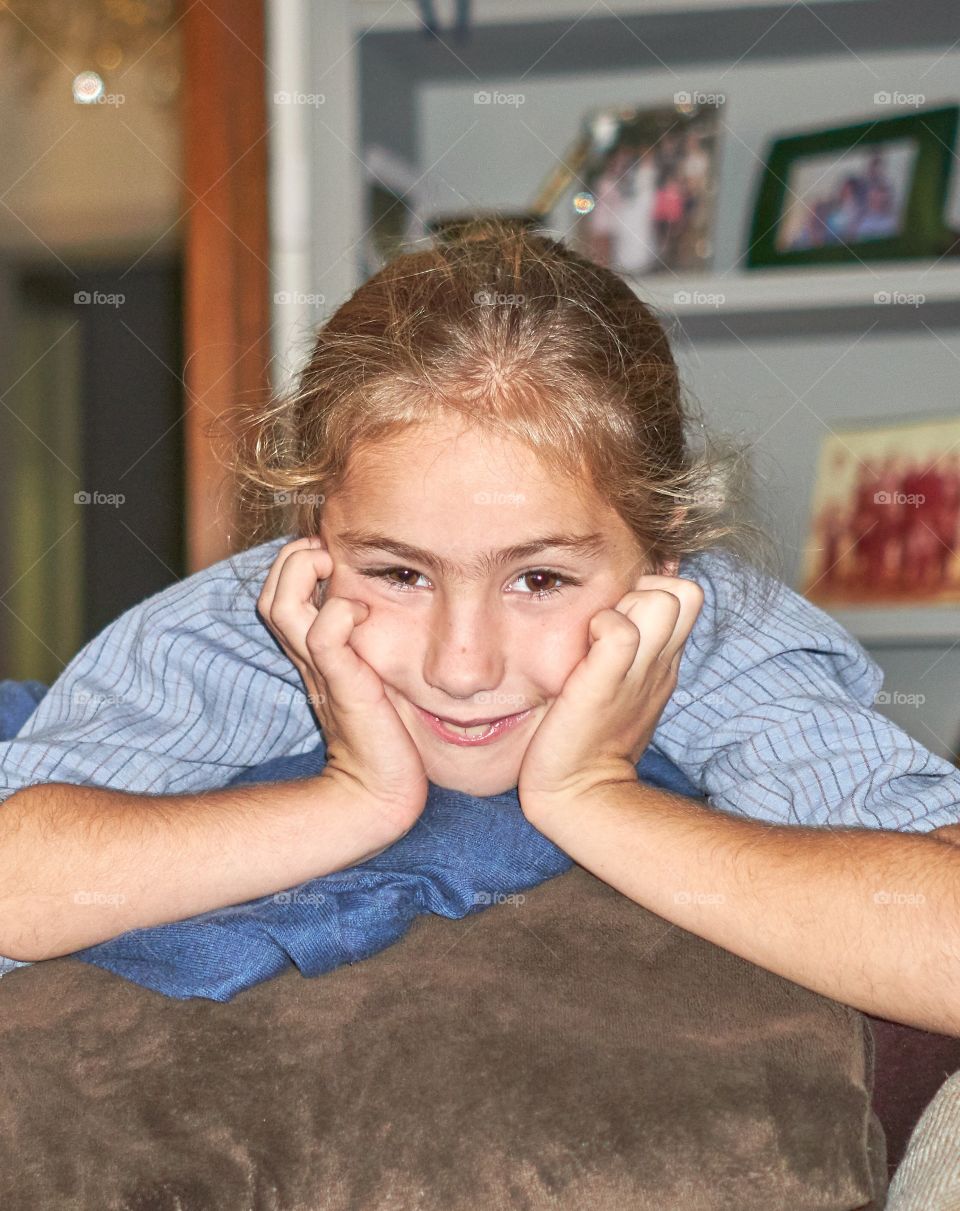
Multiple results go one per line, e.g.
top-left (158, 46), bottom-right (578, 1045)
top-left (622, 579), bottom-right (704, 615)
top-left (281, 536), bottom-right (320, 555)
top-left (619, 587), bottom-right (683, 614)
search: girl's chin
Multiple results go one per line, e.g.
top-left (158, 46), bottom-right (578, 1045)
top-left (425, 767), bottom-right (522, 798)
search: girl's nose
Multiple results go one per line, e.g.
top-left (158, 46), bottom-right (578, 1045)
top-left (421, 601), bottom-right (505, 697)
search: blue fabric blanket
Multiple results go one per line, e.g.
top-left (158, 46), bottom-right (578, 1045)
top-left (1, 680), bottom-right (704, 1002)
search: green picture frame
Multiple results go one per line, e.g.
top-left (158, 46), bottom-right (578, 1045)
top-left (746, 104), bottom-right (958, 268)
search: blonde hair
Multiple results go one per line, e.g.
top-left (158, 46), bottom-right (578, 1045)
top-left (227, 218), bottom-right (782, 626)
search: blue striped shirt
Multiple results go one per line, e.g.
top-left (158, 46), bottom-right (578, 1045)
top-left (2, 536), bottom-right (958, 978)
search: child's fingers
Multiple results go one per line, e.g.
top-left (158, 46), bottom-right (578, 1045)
top-left (303, 599), bottom-right (378, 710)
top-left (619, 589), bottom-right (683, 669)
top-left (263, 546), bottom-right (334, 661)
top-left (257, 537), bottom-right (326, 621)
top-left (627, 576), bottom-right (704, 669)
top-left (576, 608), bottom-right (645, 701)
top-left (661, 580), bottom-right (704, 669)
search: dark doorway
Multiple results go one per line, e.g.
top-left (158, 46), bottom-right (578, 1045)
top-left (1, 254), bottom-right (185, 681)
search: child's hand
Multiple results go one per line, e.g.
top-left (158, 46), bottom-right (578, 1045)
top-left (516, 574), bottom-right (704, 818)
top-left (257, 538), bottom-right (430, 839)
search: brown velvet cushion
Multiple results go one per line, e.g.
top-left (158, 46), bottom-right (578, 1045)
top-left (865, 1013), bottom-right (960, 1180)
top-left (0, 863), bottom-right (886, 1210)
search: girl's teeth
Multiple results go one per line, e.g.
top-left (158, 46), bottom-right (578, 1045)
top-left (444, 721), bottom-right (496, 737)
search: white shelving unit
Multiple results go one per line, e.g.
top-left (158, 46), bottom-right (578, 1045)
top-left (632, 260), bottom-right (960, 316)
top-left (828, 606), bottom-right (960, 647)
top-left (351, 0), bottom-right (872, 32)
top-left (270, 1), bottom-right (960, 351)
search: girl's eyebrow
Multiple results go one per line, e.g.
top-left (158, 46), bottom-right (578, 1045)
top-left (333, 529), bottom-right (608, 579)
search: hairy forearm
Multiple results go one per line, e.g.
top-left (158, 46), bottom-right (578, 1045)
top-left (525, 781), bottom-right (960, 1036)
top-left (0, 774), bottom-right (408, 961)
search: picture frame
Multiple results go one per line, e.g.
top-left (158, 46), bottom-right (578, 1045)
top-left (746, 104), bottom-right (959, 268)
top-left (539, 99), bottom-right (724, 279)
top-left (800, 415), bottom-right (960, 643)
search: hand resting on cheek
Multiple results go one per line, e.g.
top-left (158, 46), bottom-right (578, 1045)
top-left (257, 537), bottom-right (430, 837)
top-left (516, 573), bottom-right (705, 812)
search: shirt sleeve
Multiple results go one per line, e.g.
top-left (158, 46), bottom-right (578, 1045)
top-left (652, 549), bottom-right (960, 834)
top-left (0, 536), bottom-right (321, 805)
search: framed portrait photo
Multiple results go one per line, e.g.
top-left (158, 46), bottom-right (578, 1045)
top-left (746, 104), bottom-right (959, 268)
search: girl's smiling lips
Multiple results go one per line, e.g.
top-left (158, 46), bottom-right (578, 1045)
top-left (429, 710), bottom-right (523, 727)
top-left (412, 704), bottom-right (534, 746)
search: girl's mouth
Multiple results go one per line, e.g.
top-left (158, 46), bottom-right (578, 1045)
top-left (413, 704), bottom-right (533, 746)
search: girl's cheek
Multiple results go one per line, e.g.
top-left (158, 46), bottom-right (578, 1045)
top-left (337, 590), bottom-right (589, 691)
top-left (538, 616), bottom-right (590, 669)
top-left (344, 599), bottom-right (410, 672)
top-left (543, 652), bottom-right (584, 697)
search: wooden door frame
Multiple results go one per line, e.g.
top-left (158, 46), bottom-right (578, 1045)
top-left (181, 0), bottom-right (271, 571)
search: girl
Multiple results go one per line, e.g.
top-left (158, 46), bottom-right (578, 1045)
top-left (1, 221), bottom-right (959, 1036)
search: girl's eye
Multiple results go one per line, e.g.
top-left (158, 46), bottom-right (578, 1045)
top-left (512, 570), bottom-right (571, 600)
top-left (358, 567), bottom-right (577, 601)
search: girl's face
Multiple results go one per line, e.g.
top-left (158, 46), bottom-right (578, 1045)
top-left (317, 415), bottom-right (678, 797)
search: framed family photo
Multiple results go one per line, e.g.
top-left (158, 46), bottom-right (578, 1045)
top-left (800, 416), bottom-right (960, 638)
top-left (544, 99), bottom-right (724, 278)
top-left (747, 104), bottom-right (959, 268)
